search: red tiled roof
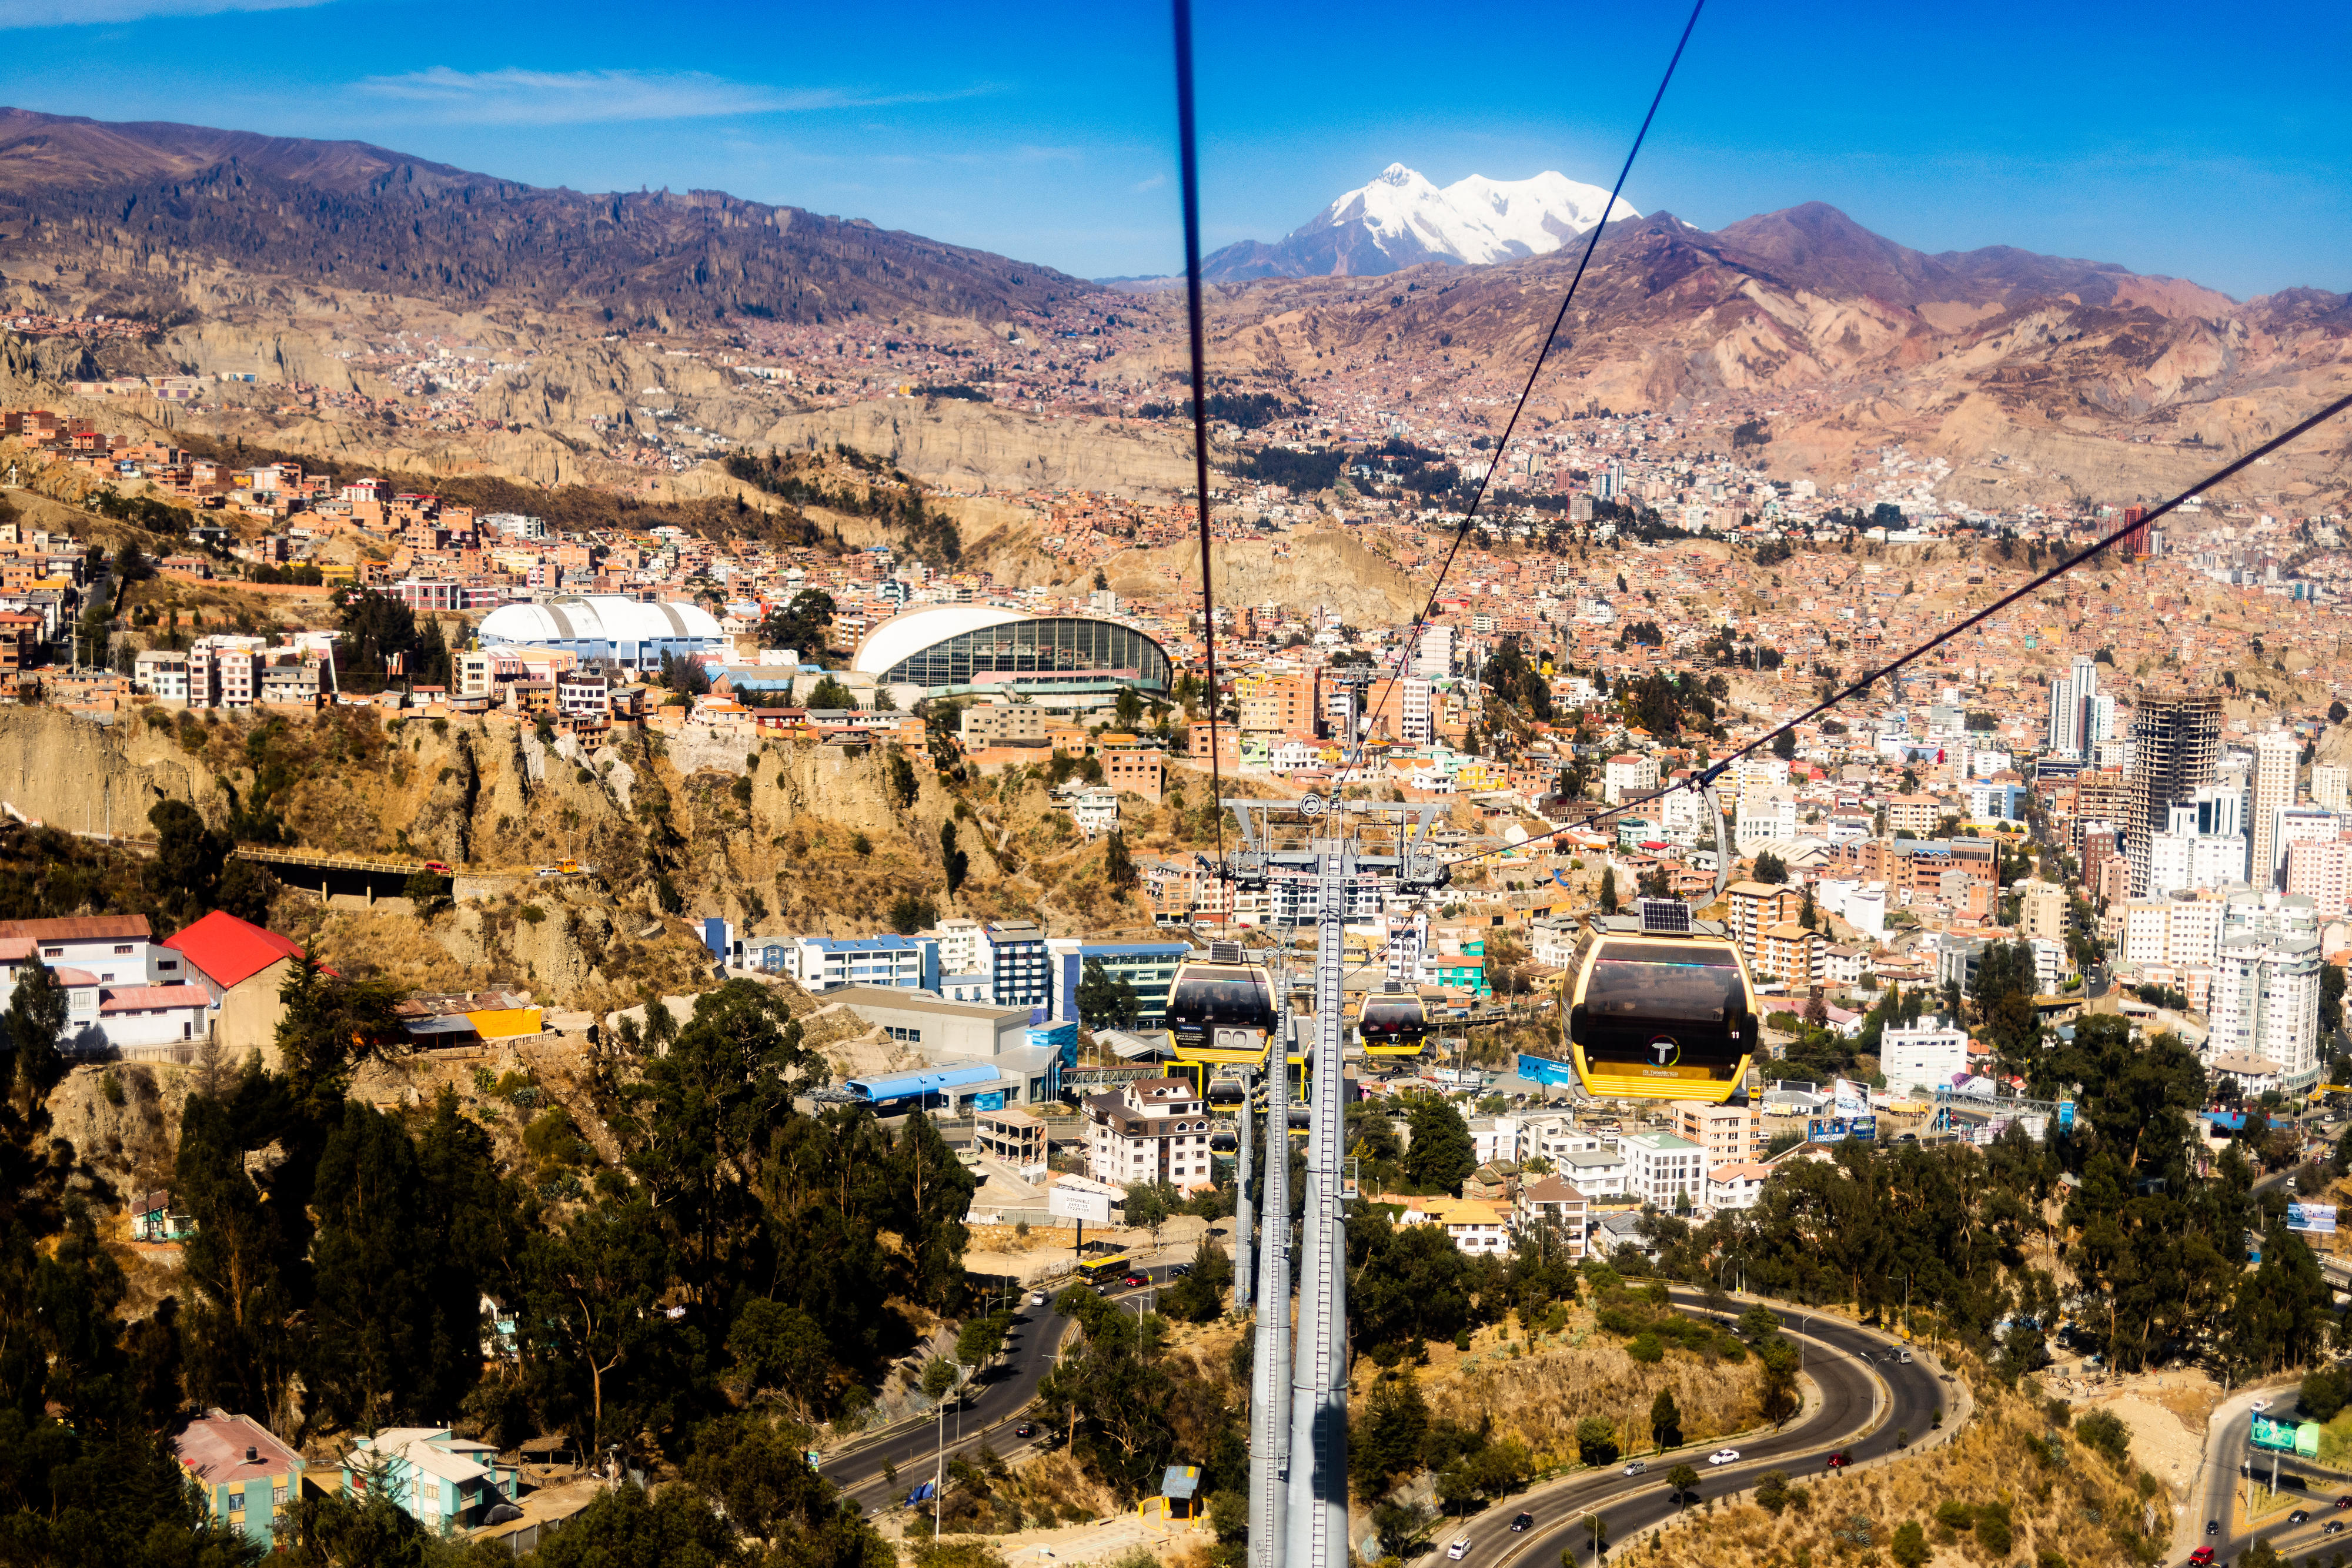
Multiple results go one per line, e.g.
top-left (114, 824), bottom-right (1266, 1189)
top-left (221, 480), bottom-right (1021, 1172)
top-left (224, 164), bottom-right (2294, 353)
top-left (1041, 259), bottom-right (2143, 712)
top-left (0, 914), bottom-right (151, 942)
top-left (162, 911), bottom-right (306, 989)
top-left (99, 984), bottom-right (211, 1013)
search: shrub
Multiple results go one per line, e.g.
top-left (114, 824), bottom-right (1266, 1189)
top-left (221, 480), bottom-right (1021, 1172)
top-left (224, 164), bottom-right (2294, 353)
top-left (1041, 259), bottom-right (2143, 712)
top-left (1755, 1470), bottom-right (1790, 1516)
top-left (519, 904), bottom-right (546, 925)
top-left (1935, 1499), bottom-right (1976, 1534)
top-left (1976, 1506), bottom-right (2013, 1557)
top-left (1890, 1521), bottom-right (1929, 1568)
top-left (2074, 1409), bottom-right (2131, 1466)
top-left (1627, 1332), bottom-right (1663, 1363)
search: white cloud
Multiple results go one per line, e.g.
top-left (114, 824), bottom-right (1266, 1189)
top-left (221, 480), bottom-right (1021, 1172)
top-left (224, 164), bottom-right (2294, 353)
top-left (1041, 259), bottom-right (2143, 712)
top-left (354, 67), bottom-right (984, 126)
top-left (3, 0), bottom-right (331, 26)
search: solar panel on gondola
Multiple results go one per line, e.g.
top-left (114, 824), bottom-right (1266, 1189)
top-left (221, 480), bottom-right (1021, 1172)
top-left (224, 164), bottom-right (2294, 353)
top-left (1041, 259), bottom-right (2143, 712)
top-left (1560, 907), bottom-right (1759, 1105)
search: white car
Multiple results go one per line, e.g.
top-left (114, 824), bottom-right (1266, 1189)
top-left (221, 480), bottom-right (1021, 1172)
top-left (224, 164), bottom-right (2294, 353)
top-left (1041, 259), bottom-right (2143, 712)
top-left (1706, 1449), bottom-right (1740, 1466)
top-left (1447, 1540), bottom-right (1471, 1561)
top-left (2250, 1399), bottom-right (2271, 1413)
top-left (1029, 1292), bottom-right (1048, 1306)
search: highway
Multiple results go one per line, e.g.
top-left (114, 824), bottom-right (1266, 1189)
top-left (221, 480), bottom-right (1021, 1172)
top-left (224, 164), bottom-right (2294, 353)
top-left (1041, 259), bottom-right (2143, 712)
top-left (2190, 1386), bottom-right (2352, 1567)
top-left (820, 1277), bottom-right (1952, 1544)
top-left (1434, 1293), bottom-right (1951, 1568)
top-left (819, 1253), bottom-right (1192, 1510)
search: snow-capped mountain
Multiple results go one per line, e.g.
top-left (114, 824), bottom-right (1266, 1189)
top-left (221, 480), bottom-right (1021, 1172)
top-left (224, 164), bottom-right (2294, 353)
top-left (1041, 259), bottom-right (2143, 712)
top-left (1200, 163), bottom-right (1638, 280)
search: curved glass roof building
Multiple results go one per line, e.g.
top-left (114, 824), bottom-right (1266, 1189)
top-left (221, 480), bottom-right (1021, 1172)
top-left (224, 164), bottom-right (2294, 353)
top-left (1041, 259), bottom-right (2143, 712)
top-left (851, 606), bottom-right (1172, 696)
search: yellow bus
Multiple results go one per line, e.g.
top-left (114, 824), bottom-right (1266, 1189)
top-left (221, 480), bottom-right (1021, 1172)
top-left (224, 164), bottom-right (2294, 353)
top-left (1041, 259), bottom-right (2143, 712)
top-left (1076, 1255), bottom-right (1134, 1286)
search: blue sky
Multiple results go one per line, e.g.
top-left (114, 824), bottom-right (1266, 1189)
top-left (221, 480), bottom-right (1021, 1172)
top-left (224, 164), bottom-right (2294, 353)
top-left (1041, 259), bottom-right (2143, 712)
top-left (8, 0), bottom-right (2350, 300)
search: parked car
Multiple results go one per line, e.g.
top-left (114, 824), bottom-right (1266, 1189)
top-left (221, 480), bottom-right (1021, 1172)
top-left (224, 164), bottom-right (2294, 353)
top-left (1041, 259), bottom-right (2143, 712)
top-left (1509, 1514), bottom-right (1534, 1533)
top-left (1707, 1449), bottom-right (1740, 1466)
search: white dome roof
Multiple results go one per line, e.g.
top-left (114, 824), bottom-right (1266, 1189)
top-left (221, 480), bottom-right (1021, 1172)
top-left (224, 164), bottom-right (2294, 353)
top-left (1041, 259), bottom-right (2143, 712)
top-left (477, 596), bottom-right (723, 647)
top-left (852, 604), bottom-right (1027, 677)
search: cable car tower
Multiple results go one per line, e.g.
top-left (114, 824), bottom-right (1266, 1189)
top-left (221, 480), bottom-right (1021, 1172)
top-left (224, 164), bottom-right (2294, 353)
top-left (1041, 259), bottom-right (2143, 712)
top-left (1194, 795), bottom-right (1450, 1568)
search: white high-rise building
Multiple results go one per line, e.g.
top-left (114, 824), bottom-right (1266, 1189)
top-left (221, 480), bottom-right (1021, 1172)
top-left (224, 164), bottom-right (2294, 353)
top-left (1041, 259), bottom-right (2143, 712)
top-left (2046, 677), bottom-right (2081, 760)
top-left (2209, 931), bottom-right (2323, 1090)
top-left (2271, 804), bottom-right (2340, 883)
top-left (2251, 730), bottom-right (2299, 890)
top-left (2147, 804), bottom-right (2250, 897)
top-left (1879, 1015), bottom-right (1970, 1095)
top-left (1410, 625), bottom-right (1455, 680)
top-left (2313, 763), bottom-right (2349, 816)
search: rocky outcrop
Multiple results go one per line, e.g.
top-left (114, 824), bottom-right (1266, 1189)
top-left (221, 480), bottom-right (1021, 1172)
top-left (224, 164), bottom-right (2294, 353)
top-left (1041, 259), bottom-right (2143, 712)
top-left (757, 397), bottom-right (1199, 497)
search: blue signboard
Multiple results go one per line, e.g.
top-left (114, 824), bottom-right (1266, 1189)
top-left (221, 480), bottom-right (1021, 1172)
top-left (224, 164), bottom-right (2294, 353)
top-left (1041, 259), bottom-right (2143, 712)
top-left (1516, 1052), bottom-right (1579, 1087)
top-left (973, 1091), bottom-right (1006, 1114)
top-left (1808, 1116), bottom-right (1878, 1143)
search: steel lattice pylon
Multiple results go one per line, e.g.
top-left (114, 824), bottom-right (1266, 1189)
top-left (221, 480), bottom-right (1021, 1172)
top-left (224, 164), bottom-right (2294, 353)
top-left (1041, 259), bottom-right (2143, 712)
top-left (1218, 798), bottom-right (1449, 1568)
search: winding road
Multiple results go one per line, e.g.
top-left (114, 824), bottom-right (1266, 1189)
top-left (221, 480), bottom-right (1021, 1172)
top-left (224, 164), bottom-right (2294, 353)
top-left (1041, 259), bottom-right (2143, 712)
top-left (821, 1273), bottom-right (1955, 1556)
top-left (1432, 1292), bottom-right (1954, 1568)
top-left (819, 1254), bottom-right (1192, 1508)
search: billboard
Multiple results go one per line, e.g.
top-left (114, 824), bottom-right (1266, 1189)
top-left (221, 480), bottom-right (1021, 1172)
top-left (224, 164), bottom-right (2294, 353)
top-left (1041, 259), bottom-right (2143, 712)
top-left (2250, 1413), bottom-right (2321, 1457)
top-left (1809, 1116), bottom-right (1878, 1144)
top-left (2289, 1202), bottom-right (2338, 1235)
top-left (1516, 1052), bottom-right (1579, 1088)
top-left (1833, 1078), bottom-right (1869, 1116)
top-left (1048, 1183), bottom-right (1113, 1224)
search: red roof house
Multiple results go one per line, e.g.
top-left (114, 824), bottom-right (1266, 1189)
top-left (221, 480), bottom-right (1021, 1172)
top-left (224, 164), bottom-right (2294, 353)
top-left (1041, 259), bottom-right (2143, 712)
top-left (161, 912), bottom-right (311, 1062)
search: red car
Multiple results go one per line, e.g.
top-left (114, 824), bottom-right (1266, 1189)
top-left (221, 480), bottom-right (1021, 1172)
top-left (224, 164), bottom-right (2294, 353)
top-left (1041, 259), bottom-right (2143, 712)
top-left (1825, 1452), bottom-right (1850, 1469)
top-left (422, 860), bottom-right (452, 873)
top-left (1122, 1272), bottom-right (1149, 1288)
top-left (2190, 1548), bottom-right (2215, 1564)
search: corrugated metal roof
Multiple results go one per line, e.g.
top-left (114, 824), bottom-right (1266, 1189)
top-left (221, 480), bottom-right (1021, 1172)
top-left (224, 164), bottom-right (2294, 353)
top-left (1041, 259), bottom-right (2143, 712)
top-left (847, 1064), bottom-right (1003, 1102)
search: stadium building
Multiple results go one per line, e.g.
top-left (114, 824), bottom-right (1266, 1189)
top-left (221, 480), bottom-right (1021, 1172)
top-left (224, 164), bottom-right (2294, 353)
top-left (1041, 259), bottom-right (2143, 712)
top-left (475, 596), bottom-right (724, 673)
top-left (850, 606), bottom-right (1173, 700)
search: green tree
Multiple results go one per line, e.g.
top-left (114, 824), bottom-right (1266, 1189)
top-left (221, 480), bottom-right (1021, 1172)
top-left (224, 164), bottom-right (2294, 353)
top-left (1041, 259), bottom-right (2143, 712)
top-left (529, 1480), bottom-right (745, 1568)
top-left (1077, 958), bottom-right (1141, 1031)
top-left (306, 1097), bottom-right (509, 1431)
top-left (804, 674), bottom-right (856, 711)
top-left (1162, 1232), bottom-right (1232, 1324)
top-left (727, 1299), bottom-right (836, 1423)
top-left (888, 1111), bottom-right (978, 1310)
top-left (1574, 1416), bottom-right (1618, 1466)
top-left (2302, 1364), bottom-right (2351, 1422)
top-left (1751, 850), bottom-right (1788, 885)
top-left (1666, 1461), bottom-right (1700, 1504)
top-left (1649, 1386), bottom-right (1682, 1449)
top-left (758, 588), bottom-right (838, 657)
top-left (4, 959), bottom-right (69, 1112)
top-left (1598, 866), bottom-right (1618, 915)
top-left (272, 956), bottom-right (409, 1111)
top-left (517, 1194), bottom-right (670, 1457)
top-left (1403, 1095), bottom-right (1477, 1195)
top-left (941, 821), bottom-right (969, 895)
top-left (1890, 1520), bottom-right (1930, 1568)
top-left (1352, 1372), bottom-right (1432, 1498)
top-left (1104, 830), bottom-right (1138, 894)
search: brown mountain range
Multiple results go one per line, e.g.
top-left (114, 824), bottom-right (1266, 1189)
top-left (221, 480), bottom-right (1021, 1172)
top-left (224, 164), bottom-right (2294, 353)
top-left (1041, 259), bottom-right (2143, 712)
top-left (0, 106), bottom-right (1088, 329)
top-left (0, 106), bottom-right (2346, 516)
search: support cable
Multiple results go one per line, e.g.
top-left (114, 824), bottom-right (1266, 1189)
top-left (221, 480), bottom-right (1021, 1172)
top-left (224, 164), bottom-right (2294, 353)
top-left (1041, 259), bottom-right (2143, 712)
top-left (1441, 386), bottom-right (2352, 871)
top-left (1347, 0), bottom-right (1705, 771)
top-left (1172, 0), bottom-right (1227, 860)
